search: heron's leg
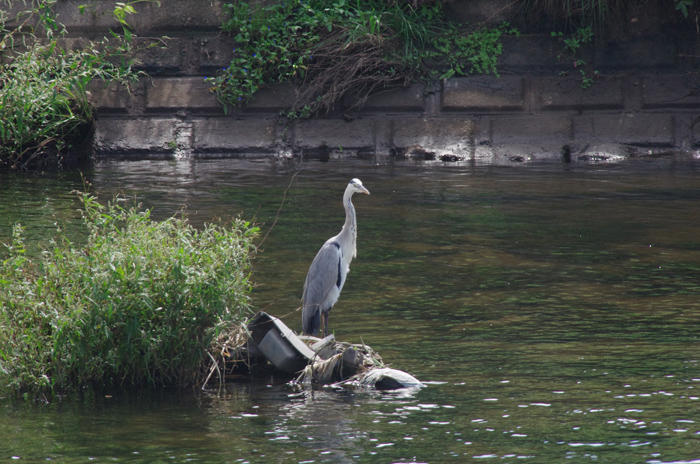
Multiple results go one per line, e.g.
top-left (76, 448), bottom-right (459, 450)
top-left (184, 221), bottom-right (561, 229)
top-left (322, 311), bottom-right (329, 338)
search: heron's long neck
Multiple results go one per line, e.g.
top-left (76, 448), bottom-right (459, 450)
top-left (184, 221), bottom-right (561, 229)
top-left (341, 191), bottom-right (357, 258)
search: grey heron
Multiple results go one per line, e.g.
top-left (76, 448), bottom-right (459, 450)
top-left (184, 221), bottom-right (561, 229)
top-left (302, 178), bottom-right (370, 337)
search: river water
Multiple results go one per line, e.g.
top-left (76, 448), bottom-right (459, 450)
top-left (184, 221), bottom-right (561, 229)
top-left (1, 157), bottom-right (700, 463)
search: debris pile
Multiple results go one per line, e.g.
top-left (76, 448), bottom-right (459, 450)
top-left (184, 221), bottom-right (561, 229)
top-left (205, 311), bottom-right (422, 391)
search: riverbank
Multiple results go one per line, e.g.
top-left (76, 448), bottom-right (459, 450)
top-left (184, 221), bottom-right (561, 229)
top-left (6, 0), bottom-right (700, 165)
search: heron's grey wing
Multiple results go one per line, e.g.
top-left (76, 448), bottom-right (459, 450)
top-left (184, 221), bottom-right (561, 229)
top-left (302, 241), bottom-right (342, 335)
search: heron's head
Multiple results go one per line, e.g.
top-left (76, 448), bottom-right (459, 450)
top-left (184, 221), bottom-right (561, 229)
top-left (349, 178), bottom-right (370, 195)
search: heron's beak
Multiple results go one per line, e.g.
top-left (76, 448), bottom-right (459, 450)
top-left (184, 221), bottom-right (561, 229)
top-left (361, 186), bottom-right (370, 195)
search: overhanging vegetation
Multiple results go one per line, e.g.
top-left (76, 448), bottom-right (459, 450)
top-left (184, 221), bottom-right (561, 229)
top-left (207, 0), bottom-right (518, 116)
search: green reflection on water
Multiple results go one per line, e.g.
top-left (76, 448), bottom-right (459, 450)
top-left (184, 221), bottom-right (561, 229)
top-left (1, 159), bottom-right (700, 463)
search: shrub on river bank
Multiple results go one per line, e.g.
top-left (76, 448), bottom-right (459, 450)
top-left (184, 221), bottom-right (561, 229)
top-left (0, 0), bottom-right (157, 170)
top-left (0, 192), bottom-right (258, 398)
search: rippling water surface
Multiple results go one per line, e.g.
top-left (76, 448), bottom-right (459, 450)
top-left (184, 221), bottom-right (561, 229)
top-left (2, 158), bottom-right (700, 463)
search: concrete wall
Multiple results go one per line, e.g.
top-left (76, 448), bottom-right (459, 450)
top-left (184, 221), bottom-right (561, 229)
top-left (7, 0), bottom-right (700, 164)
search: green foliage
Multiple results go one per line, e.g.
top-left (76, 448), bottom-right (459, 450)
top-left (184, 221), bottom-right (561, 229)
top-left (675, 0), bottom-right (694, 18)
top-left (0, 0), bottom-right (158, 169)
top-left (0, 192), bottom-right (258, 397)
top-left (0, 42), bottom-right (138, 169)
top-left (207, 0), bottom-right (517, 116)
top-left (429, 22), bottom-right (519, 79)
top-left (552, 27), bottom-right (599, 89)
top-left (207, 1), bottom-right (312, 113)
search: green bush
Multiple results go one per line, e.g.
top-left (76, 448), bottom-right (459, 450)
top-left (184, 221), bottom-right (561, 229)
top-left (0, 0), bottom-right (156, 169)
top-left (0, 192), bottom-right (258, 397)
top-left (207, 0), bottom-right (517, 116)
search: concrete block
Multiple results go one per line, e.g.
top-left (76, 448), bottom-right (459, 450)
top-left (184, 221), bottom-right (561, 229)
top-left (146, 77), bottom-right (221, 112)
top-left (52, 0), bottom-right (225, 34)
top-left (680, 37), bottom-right (700, 72)
top-left (127, 0), bottom-right (225, 33)
top-left (246, 82), bottom-right (298, 111)
top-left (135, 38), bottom-right (187, 75)
top-left (536, 76), bottom-right (582, 111)
top-left (444, 0), bottom-right (514, 25)
top-left (536, 76), bottom-right (623, 111)
top-left (353, 84), bottom-right (426, 112)
top-left (582, 76), bottom-right (624, 110)
top-left (95, 118), bottom-right (178, 154)
top-left (0, 1), bottom-right (29, 28)
top-left (88, 80), bottom-right (135, 113)
top-left (475, 117), bottom-right (573, 164)
top-left (52, 0), bottom-right (115, 31)
top-left (392, 118), bottom-right (473, 158)
top-left (691, 116), bottom-right (700, 148)
top-left (575, 114), bottom-right (675, 146)
top-left (55, 37), bottom-right (93, 52)
top-left (492, 115), bottom-right (573, 145)
top-left (294, 119), bottom-right (376, 150)
top-left (193, 118), bottom-right (277, 152)
top-left (594, 38), bottom-right (676, 70)
top-left (499, 35), bottom-right (568, 73)
top-left (642, 75), bottom-right (700, 109)
top-left (442, 76), bottom-right (525, 112)
top-left (198, 36), bottom-right (240, 74)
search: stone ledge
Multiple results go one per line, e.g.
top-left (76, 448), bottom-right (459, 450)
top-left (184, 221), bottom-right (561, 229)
top-left (145, 77), bottom-right (221, 112)
top-left (392, 118), bottom-right (473, 159)
top-left (198, 36), bottom-right (240, 75)
top-left (492, 115), bottom-right (573, 144)
top-left (690, 116), bottom-right (700, 148)
top-left (642, 75), bottom-right (700, 109)
top-left (245, 82), bottom-right (298, 112)
top-left (88, 80), bottom-right (136, 113)
top-left (582, 77), bottom-right (625, 110)
top-left (499, 35), bottom-right (570, 73)
top-left (95, 118), bottom-right (178, 154)
top-left (442, 76), bottom-right (525, 112)
top-left (135, 38), bottom-right (188, 75)
top-left (293, 119), bottom-right (377, 152)
top-left (536, 76), bottom-right (582, 111)
top-left (575, 114), bottom-right (675, 146)
top-left (350, 84), bottom-right (426, 112)
top-left (193, 118), bottom-right (277, 153)
top-left (536, 76), bottom-right (624, 111)
top-left (48, 0), bottom-right (224, 34)
top-left (594, 37), bottom-right (676, 70)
